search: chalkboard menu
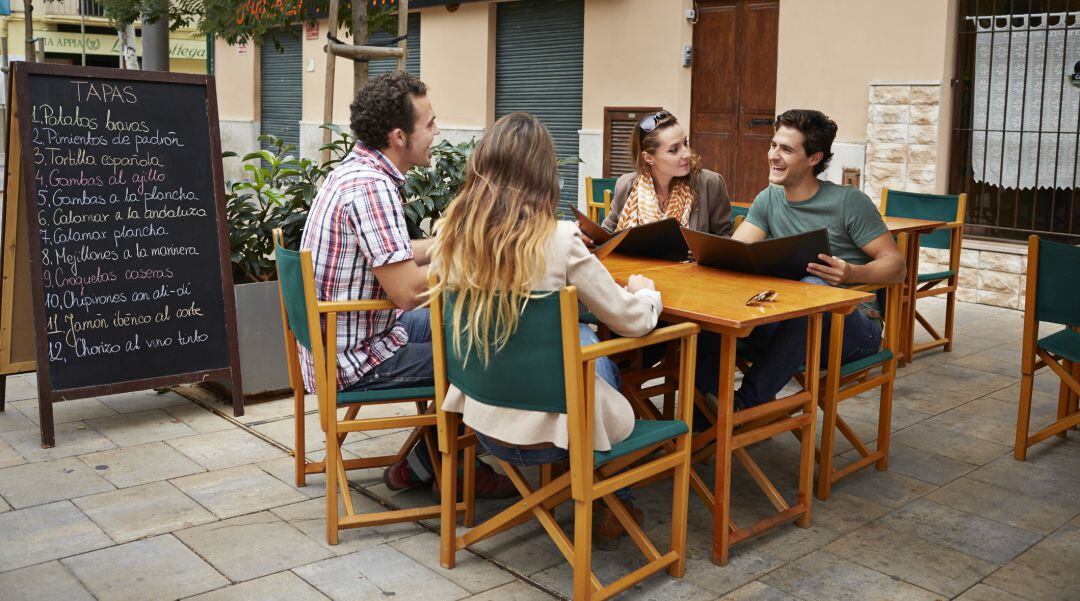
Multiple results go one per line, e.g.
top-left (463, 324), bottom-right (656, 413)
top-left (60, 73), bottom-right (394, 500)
top-left (3, 63), bottom-right (243, 447)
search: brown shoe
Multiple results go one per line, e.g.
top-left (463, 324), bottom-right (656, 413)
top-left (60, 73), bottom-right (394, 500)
top-left (594, 498), bottom-right (645, 546)
top-left (432, 460), bottom-right (518, 500)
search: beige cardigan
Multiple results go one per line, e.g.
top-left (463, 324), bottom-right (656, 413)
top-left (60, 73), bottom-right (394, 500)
top-left (439, 221), bottom-right (662, 451)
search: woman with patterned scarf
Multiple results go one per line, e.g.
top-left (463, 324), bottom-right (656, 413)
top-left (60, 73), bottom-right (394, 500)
top-left (600, 110), bottom-right (733, 236)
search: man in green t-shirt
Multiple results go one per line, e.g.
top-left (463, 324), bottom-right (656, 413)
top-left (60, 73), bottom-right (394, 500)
top-left (698, 109), bottom-right (906, 410)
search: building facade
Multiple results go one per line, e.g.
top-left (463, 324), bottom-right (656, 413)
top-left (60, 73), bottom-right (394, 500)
top-left (215, 0), bottom-right (1080, 310)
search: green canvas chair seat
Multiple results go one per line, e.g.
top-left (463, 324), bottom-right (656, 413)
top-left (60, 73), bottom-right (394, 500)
top-left (918, 269), bottom-right (955, 283)
top-left (594, 419), bottom-right (688, 465)
top-left (1016, 237), bottom-right (1080, 460)
top-left (1036, 329), bottom-right (1080, 364)
top-left (338, 386), bottom-right (438, 405)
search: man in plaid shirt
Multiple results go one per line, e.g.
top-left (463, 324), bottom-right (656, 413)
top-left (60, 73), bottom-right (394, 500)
top-left (301, 72), bottom-right (513, 498)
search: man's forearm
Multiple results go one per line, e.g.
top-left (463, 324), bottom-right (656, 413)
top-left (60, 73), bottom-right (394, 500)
top-left (849, 255), bottom-right (906, 285)
top-left (411, 237), bottom-right (436, 266)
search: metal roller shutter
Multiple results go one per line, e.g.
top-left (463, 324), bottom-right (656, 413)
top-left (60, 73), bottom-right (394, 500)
top-left (260, 28), bottom-right (303, 154)
top-left (369, 12), bottom-right (422, 77)
top-left (496, 0), bottom-right (584, 210)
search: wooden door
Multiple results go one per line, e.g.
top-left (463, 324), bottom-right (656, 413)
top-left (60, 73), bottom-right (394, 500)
top-left (691, 0), bottom-right (779, 204)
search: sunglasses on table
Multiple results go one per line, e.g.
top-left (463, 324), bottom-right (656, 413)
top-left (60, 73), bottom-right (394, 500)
top-left (745, 290), bottom-right (778, 306)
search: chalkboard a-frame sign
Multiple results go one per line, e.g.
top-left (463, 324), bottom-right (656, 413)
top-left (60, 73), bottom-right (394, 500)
top-left (2, 62), bottom-right (244, 447)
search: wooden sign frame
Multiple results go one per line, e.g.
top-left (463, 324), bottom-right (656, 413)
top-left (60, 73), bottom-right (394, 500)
top-left (2, 62), bottom-right (244, 447)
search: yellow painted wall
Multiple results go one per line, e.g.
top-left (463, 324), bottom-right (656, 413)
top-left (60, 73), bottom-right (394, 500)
top-left (419, 2), bottom-right (494, 129)
top-left (581, 0), bottom-right (693, 130)
top-left (214, 38), bottom-right (257, 121)
top-left (775, 0), bottom-right (955, 143)
top-left (301, 19), bottom-right (357, 125)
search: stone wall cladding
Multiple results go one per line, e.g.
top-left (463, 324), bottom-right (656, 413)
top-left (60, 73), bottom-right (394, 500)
top-left (918, 243), bottom-right (1029, 311)
top-left (863, 83), bottom-right (941, 206)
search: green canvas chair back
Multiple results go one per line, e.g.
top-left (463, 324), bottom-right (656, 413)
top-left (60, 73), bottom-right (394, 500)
top-left (274, 242), bottom-right (313, 351)
top-left (883, 190), bottom-right (962, 250)
top-left (731, 204), bottom-right (750, 219)
top-left (443, 291), bottom-right (569, 413)
top-left (588, 177), bottom-right (617, 221)
top-left (1034, 238), bottom-right (1080, 327)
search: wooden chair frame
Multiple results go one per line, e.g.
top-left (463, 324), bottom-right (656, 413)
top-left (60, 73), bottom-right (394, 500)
top-left (622, 315), bottom-right (825, 566)
top-left (432, 286), bottom-right (699, 601)
top-left (273, 230), bottom-right (464, 544)
top-left (585, 176), bottom-right (615, 224)
top-left (881, 189), bottom-right (967, 358)
top-left (1015, 235), bottom-right (1080, 460)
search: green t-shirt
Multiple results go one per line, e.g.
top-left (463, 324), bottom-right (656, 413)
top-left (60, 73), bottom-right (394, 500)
top-left (745, 181), bottom-right (888, 266)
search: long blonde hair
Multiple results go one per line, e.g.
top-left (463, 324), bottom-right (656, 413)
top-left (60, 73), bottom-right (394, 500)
top-left (429, 113), bottom-right (560, 366)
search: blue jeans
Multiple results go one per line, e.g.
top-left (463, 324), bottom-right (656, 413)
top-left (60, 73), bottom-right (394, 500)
top-left (348, 314), bottom-right (621, 484)
top-left (696, 276), bottom-right (883, 410)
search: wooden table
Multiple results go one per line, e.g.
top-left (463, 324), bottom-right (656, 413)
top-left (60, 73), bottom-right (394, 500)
top-left (883, 216), bottom-right (947, 365)
top-left (603, 256), bottom-right (871, 565)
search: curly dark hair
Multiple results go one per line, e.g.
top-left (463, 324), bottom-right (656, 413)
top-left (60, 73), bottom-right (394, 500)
top-left (774, 109), bottom-right (838, 176)
top-left (349, 72), bottom-right (428, 150)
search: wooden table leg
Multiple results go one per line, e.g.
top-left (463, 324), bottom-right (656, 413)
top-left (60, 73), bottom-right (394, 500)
top-left (898, 234), bottom-right (920, 366)
top-left (711, 333), bottom-right (738, 566)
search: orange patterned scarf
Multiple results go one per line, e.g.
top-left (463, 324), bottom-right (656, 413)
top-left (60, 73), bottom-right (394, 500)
top-left (616, 173), bottom-right (694, 230)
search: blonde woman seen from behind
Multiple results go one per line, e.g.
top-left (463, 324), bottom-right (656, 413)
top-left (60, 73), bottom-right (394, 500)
top-left (431, 112), bottom-right (663, 543)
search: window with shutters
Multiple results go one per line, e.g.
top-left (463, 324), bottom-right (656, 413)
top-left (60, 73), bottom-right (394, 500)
top-left (603, 106), bottom-right (662, 178)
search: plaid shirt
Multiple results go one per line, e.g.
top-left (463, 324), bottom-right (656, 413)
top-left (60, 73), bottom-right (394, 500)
top-left (298, 143), bottom-right (413, 392)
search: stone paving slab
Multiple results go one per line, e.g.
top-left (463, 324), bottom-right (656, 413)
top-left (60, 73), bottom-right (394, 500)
top-left (62, 534), bottom-right (229, 601)
top-left (293, 545), bottom-right (471, 601)
top-left (892, 421), bottom-right (1012, 466)
top-left (175, 511), bottom-right (333, 582)
top-left (463, 580), bottom-right (557, 601)
top-left (0, 421), bottom-right (116, 462)
top-left (170, 464), bottom-right (306, 519)
top-left (953, 584), bottom-right (1032, 601)
top-left (0, 455), bottom-right (114, 509)
top-left (840, 440), bottom-right (978, 486)
top-left (168, 428), bottom-right (287, 470)
top-left (720, 581), bottom-right (801, 601)
top-left (390, 531), bottom-right (519, 594)
top-left (95, 390), bottom-right (191, 414)
top-left (760, 550), bottom-right (941, 601)
top-left (74, 480), bottom-right (217, 543)
top-left (926, 476), bottom-right (1078, 535)
top-left (0, 560), bottom-right (96, 601)
top-left (270, 497), bottom-right (422, 555)
top-left (85, 408), bottom-right (200, 447)
top-left (184, 571), bottom-right (331, 601)
top-left (78, 441), bottom-right (206, 488)
top-left (0, 439), bottom-right (26, 469)
top-left (11, 397), bottom-right (117, 425)
top-left (0, 407), bottom-right (34, 433)
top-left (825, 521), bottom-right (997, 597)
top-left (879, 498), bottom-right (1043, 564)
top-left (983, 526), bottom-right (1080, 601)
top-left (163, 403), bottom-right (236, 434)
top-left (0, 500), bottom-right (113, 572)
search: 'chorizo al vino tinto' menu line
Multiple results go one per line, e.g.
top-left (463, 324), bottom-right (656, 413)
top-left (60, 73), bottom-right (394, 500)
top-left (26, 73), bottom-right (229, 391)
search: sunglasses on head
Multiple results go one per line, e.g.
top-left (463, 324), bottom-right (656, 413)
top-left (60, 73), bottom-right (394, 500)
top-left (745, 290), bottom-right (778, 306)
top-left (637, 111), bottom-right (674, 138)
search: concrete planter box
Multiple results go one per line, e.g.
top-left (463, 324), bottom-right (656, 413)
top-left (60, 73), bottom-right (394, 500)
top-left (211, 280), bottom-right (292, 399)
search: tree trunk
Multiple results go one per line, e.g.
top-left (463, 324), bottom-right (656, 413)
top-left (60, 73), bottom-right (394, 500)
top-left (141, 0), bottom-right (170, 72)
top-left (117, 22), bottom-right (139, 69)
top-left (24, 0), bottom-right (35, 62)
top-left (352, 1), bottom-right (368, 94)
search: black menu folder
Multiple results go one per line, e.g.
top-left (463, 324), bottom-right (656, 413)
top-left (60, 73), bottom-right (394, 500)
top-left (682, 227), bottom-right (833, 280)
top-left (591, 218), bottom-right (690, 262)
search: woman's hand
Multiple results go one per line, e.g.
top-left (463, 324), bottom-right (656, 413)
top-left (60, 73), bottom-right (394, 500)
top-left (626, 274), bottom-right (656, 293)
